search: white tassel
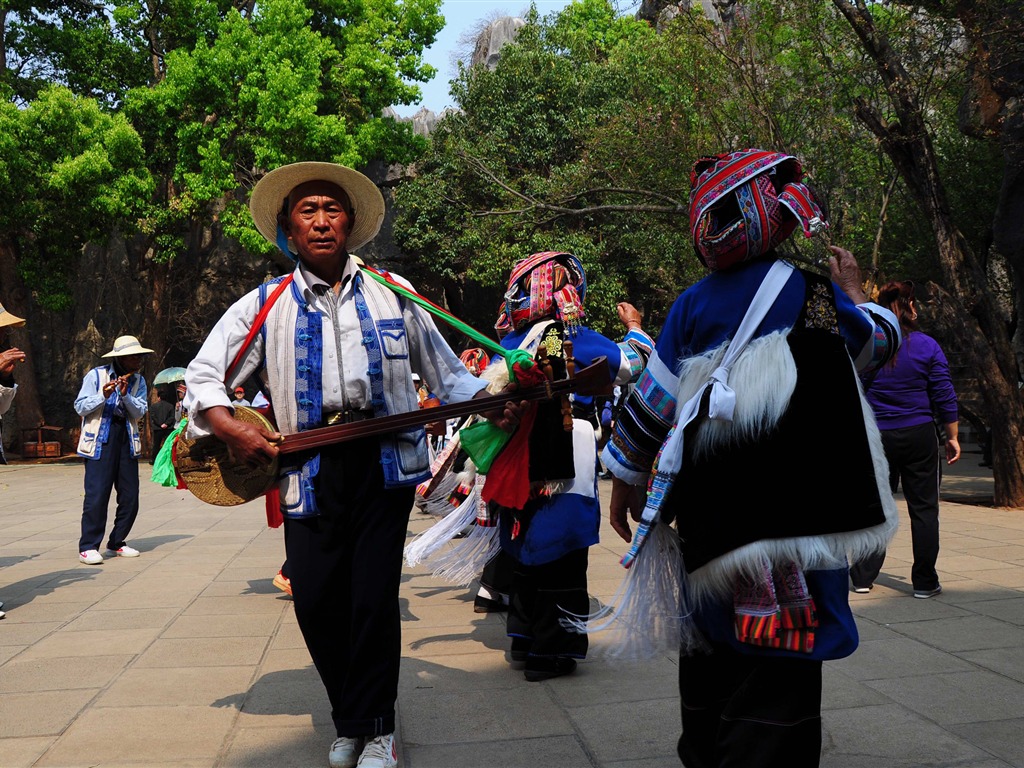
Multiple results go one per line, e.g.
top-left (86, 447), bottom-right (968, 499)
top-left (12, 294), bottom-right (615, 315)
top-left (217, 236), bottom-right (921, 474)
top-left (425, 523), bottom-right (502, 586)
top-left (415, 471), bottom-right (461, 517)
top-left (404, 490), bottom-right (479, 567)
top-left (562, 522), bottom-right (705, 659)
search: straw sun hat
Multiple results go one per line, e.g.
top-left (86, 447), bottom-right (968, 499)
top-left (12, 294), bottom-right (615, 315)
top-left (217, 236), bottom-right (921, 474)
top-left (249, 162), bottom-right (386, 254)
top-left (101, 335), bottom-right (154, 358)
top-left (0, 301), bottom-right (26, 329)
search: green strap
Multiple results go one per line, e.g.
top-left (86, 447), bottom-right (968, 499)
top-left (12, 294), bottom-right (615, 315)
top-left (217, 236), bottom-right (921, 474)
top-left (360, 265), bottom-right (534, 382)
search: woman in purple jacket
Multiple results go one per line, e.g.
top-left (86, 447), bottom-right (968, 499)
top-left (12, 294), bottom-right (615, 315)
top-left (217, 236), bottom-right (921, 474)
top-left (850, 280), bottom-right (960, 598)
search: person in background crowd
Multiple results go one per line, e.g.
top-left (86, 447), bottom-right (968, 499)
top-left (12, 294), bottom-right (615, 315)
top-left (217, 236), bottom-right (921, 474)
top-left (74, 335), bottom-right (153, 565)
top-left (174, 382), bottom-right (187, 423)
top-left (849, 280), bottom-right (959, 599)
top-left (148, 388), bottom-right (175, 464)
top-left (0, 299), bottom-right (28, 619)
top-left (232, 386), bottom-right (251, 407)
top-left (0, 301), bottom-right (27, 468)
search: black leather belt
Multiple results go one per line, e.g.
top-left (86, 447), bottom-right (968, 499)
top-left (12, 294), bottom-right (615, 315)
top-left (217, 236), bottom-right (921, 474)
top-left (323, 409), bottom-right (374, 426)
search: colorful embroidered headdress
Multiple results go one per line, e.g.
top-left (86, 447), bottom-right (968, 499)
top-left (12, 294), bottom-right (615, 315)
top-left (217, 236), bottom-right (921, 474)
top-left (494, 251), bottom-right (587, 336)
top-left (689, 148), bottom-right (827, 272)
top-left (459, 347), bottom-right (490, 375)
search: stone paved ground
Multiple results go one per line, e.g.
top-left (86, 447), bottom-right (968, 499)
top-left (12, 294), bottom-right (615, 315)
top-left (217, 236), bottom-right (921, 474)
top-left (1, 450), bottom-right (1022, 767)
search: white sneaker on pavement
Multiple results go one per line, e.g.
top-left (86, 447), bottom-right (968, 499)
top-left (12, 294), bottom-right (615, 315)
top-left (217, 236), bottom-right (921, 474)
top-left (357, 734), bottom-right (397, 768)
top-left (104, 545), bottom-right (140, 558)
top-left (79, 550), bottom-right (104, 565)
top-left (328, 737), bottom-right (363, 768)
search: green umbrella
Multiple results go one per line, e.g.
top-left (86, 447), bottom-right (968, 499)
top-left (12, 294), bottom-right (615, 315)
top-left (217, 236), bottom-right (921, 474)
top-left (153, 366), bottom-right (187, 385)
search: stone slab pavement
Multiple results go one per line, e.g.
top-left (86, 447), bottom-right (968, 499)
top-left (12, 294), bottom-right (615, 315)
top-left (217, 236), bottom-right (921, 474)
top-left (1, 450), bottom-right (1022, 767)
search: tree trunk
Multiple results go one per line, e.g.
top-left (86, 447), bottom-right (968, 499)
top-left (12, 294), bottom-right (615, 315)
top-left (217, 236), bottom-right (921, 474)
top-left (834, 0), bottom-right (1024, 507)
top-left (928, 282), bottom-right (1024, 505)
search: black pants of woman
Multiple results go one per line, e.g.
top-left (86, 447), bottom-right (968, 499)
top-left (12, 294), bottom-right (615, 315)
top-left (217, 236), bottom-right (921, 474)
top-left (678, 644), bottom-right (823, 768)
top-left (849, 422), bottom-right (941, 592)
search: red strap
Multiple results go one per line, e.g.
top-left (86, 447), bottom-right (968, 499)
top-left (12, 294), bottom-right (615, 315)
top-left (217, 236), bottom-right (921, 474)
top-left (225, 274), bottom-right (294, 382)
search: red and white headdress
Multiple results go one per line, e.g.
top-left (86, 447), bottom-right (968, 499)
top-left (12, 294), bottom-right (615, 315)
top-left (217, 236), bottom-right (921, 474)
top-left (689, 148), bottom-right (827, 271)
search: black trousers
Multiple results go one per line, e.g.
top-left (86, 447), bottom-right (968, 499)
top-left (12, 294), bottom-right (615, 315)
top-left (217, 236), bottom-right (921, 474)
top-left (284, 437), bottom-right (414, 738)
top-left (79, 420), bottom-right (140, 552)
top-left (678, 644), bottom-right (823, 768)
top-left (479, 548), bottom-right (514, 596)
top-left (506, 546), bottom-right (589, 658)
top-left (849, 423), bottom-right (941, 591)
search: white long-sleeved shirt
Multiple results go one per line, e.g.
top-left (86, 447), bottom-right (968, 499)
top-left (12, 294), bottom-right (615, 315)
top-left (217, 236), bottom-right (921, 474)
top-left (185, 258), bottom-right (487, 435)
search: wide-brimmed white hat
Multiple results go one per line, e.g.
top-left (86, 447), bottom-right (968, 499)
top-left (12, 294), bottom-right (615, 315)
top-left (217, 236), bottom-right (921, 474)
top-left (102, 335), bottom-right (154, 358)
top-left (249, 162), bottom-right (385, 254)
top-left (0, 301), bottom-right (26, 329)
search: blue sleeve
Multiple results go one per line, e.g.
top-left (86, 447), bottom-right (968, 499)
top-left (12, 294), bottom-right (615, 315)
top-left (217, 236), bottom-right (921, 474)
top-left (74, 368), bottom-right (108, 417)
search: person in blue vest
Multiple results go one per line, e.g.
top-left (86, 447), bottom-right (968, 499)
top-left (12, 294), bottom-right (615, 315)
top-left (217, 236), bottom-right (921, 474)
top-left (75, 335), bottom-right (153, 565)
top-left (185, 162), bottom-right (523, 768)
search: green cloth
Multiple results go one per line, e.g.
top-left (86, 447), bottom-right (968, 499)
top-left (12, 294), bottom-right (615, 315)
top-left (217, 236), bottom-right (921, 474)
top-left (151, 418), bottom-right (187, 487)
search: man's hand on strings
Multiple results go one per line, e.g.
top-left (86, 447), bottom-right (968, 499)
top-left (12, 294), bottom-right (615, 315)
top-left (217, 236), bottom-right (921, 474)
top-left (204, 405), bottom-right (281, 468)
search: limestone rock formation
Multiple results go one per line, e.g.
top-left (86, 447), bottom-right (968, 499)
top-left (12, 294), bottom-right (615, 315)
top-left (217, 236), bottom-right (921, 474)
top-left (472, 16), bottom-right (526, 70)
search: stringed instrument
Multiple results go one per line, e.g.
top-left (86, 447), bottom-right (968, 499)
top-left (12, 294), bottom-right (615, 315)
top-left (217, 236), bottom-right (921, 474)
top-left (173, 356), bottom-right (611, 506)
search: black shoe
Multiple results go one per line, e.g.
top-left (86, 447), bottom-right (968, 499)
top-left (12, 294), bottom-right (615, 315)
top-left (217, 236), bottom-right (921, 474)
top-left (473, 594), bottom-right (507, 614)
top-left (524, 656), bottom-right (577, 682)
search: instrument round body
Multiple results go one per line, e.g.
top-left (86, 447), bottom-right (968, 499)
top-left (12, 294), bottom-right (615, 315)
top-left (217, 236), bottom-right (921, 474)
top-left (172, 406), bottom-right (279, 506)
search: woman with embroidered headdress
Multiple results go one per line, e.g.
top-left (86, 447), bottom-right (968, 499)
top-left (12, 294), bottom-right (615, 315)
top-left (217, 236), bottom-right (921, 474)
top-left (600, 150), bottom-right (903, 767)
top-left (406, 251), bottom-right (652, 680)
top-left (481, 251), bottom-right (652, 680)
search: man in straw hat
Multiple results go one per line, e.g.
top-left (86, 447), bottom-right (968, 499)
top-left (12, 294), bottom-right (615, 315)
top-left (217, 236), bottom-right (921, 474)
top-left (186, 162), bottom-right (522, 768)
top-left (600, 149), bottom-right (903, 767)
top-left (0, 300), bottom-right (28, 469)
top-left (74, 334), bottom-right (153, 565)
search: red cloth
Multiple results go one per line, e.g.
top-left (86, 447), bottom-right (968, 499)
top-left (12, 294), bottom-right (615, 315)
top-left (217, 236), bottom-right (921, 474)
top-left (481, 361), bottom-right (547, 510)
top-left (265, 488), bottom-right (283, 528)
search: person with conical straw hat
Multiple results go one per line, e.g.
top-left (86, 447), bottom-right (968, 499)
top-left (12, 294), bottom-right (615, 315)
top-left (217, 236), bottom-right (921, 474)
top-left (185, 162), bottom-right (524, 768)
top-left (74, 334), bottom-right (153, 565)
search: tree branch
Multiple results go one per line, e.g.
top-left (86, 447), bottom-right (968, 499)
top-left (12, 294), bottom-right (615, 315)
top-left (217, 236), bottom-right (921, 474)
top-left (461, 152), bottom-right (686, 220)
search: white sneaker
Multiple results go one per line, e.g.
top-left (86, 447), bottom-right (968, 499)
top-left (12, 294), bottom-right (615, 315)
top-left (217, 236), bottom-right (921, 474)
top-left (328, 737), bottom-right (363, 768)
top-left (0, 609), bottom-right (5, 620)
top-left (357, 734), bottom-right (397, 768)
top-left (79, 550), bottom-right (104, 565)
top-left (104, 545), bottom-right (140, 558)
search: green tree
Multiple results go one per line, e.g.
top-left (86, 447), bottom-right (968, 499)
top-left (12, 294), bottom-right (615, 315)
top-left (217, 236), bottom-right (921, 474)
top-left (395, 0), bottom-right (700, 336)
top-left (0, 85), bottom-right (152, 427)
top-left (1, 0), bottom-right (443, 442)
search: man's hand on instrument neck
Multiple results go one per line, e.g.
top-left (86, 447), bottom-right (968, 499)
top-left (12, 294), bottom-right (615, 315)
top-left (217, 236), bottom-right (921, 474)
top-left (202, 405), bottom-right (281, 468)
top-left (475, 383), bottom-right (528, 433)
